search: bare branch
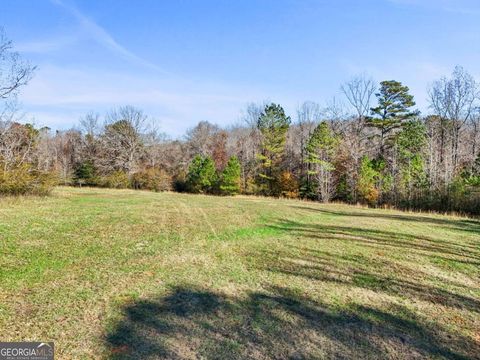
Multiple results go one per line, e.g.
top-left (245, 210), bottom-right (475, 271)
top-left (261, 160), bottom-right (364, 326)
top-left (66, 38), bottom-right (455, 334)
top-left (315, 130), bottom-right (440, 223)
top-left (0, 27), bottom-right (36, 100)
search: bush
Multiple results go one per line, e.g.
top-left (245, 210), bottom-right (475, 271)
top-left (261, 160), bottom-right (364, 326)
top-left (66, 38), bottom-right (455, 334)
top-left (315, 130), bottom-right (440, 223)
top-left (32, 171), bottom-right (58, 195)
top-left (173, 171), bottom-right (188, 192)
top-left (99, 171), bottom-right (130, 189)
top-left (131, 168), bottom-right (172, 192)
top-left (279, 171), bottom-right (299, 198)
top-left (0, 164), bottom-right (57, 196)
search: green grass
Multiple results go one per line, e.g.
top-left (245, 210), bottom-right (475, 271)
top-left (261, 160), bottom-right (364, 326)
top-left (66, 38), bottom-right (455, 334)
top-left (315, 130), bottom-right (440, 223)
top-left (0, 187), bottom-right (479, 359)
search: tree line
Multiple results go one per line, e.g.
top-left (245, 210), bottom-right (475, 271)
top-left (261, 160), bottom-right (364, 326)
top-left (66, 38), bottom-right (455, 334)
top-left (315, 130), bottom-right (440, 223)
top-left (1, 28), bottom-right (480, 214)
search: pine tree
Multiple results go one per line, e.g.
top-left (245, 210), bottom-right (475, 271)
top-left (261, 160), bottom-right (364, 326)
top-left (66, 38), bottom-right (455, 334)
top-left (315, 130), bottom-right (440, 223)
top-left (369, 80), bottom-right (418, 158)
top-left (220, 156), bottom-right (241, 195)
top-left (396, 120), bottom-right (427, 200)
top-left (256, 103), bottom-right (291, 195)
top-left (186, 155), bottom-right (217, 193)
top-left (306, 121), bottom-right (339, 202)
top-left (74, 161), bottom-right (96, 186)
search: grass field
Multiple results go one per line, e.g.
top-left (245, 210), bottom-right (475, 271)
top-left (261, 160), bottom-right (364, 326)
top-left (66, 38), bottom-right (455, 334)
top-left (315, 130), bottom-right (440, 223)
top-left (0, 187), bottom-right (479, 359)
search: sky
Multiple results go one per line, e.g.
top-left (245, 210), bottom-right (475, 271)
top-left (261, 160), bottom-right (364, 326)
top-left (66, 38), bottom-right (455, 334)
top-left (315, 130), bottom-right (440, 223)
top-left (1, 0), bottom-right (480, 137)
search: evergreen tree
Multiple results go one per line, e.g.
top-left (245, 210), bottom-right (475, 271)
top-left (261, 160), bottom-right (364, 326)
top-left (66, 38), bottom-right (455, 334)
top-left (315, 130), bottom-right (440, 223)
top-left (256, 103), bottom-right (291, 195)
top-left (463, 152), bottom-right (480, 187)
top-left (74, 161), bottom-right (97, 186)
top-left (357, 156), bottom-right (380, 205)
top-left (186, 155), bottom-right (217, 193)
top-left (306, 121), bottom-right (339, 202)
top-left (220, 156), bottom-right (241, 195)
top-left (396, 120), bottom-right (427, 200)
top-left (369, 80), bottom-right (418, 158)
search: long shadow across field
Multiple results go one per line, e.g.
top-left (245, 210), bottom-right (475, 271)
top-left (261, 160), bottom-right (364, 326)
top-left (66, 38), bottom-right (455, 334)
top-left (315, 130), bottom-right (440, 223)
top-left (105, 285), bottom-right (477, 359)
top-left (255, 248), bottom-right (479, 315)
top-left (261, 219), bottom-right (480, 311)
top-left (290, 205), bottom-right (480, 237)
top-left (271, 217), bottom-right (480, 263)
top-left (105, 213), bottom-right (479, 359)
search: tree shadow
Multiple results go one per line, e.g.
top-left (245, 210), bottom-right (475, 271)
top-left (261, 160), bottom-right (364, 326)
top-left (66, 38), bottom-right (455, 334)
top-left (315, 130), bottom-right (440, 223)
top-left (254, 245), bottom-right (480, 314)
top-left (105, 285), bottom-right (477, 359)
top-left (259, 219), bottom-right (479, 310)
top-left (105, 215), bottom-right (480, 359)
top-left (267, 219), bottom-right (480, 263)
top-left (289, 205), bottom-right (480, 237)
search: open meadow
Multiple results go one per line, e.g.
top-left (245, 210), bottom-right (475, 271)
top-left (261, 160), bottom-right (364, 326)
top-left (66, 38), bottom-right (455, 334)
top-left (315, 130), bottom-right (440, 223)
top-left (0, 187), bottom-right (479, 359)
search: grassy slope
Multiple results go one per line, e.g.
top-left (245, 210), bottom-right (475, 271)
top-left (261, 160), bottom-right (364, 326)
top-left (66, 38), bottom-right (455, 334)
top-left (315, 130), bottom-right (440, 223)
top-left (0, 187), bottom-right (479, 359)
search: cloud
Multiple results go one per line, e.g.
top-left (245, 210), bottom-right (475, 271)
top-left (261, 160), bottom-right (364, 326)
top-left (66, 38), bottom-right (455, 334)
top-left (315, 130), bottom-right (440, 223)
top-left (18, 64), bottom-right (269, 137)
top-left (49, 0), bottom-right (169, 73)
top-left (13, 1), bottom-right (289, 136)
top-left (15, 35), bottom-right (78, 53)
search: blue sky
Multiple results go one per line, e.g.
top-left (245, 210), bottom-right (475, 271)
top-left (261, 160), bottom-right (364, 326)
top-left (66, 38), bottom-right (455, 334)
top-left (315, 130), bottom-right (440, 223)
top-left (1, 0), bottom-right (480, 137)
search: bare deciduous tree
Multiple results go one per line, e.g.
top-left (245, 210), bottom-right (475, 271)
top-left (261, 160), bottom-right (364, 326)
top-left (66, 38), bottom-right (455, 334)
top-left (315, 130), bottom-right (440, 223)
top-left (99, 106), bottom-right (149, 174)
top-left (53, 130), bottom-right (82, 184)
top-left (341, 75), bottom-right (376, 124)
top-left (0, 27), bottom-right (36, 100)
top-left (0, 122), bottom-right (35, 171)
top-left (294, 101), bottom-right (320, 185)
top-left (429, 66), bottom-right (478, 172)
top-left (185, 121), bottom-right (220, 157)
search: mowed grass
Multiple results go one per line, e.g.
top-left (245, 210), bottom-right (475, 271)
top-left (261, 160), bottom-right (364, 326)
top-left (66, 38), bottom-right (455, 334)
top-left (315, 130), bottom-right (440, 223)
top-left (0, 187), bottom-right (479, 359)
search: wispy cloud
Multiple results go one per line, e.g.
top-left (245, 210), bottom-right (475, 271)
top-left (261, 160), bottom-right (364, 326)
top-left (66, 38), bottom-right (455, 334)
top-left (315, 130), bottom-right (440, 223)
top-left (19, 64), bottom-right (271, 136)
top-left (50, 0), bottom-right (169, 73)
top-left (15, 1), bottom-right (278, 136)
top-left (16, 35), bottom-right (77, 53)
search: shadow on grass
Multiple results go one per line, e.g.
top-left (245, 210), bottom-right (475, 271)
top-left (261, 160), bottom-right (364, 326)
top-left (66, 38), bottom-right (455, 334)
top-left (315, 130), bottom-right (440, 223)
top-left (290, 205), bottom-right (480, 236)
top-left (269, 218), bottom-right (480, 264)
top-left (105, 285), bottom-right (477, 359)
top-left (105, 214), bottom-right (479, 359)
top-left (256, 246), bottom-right (480, 314)
top-left (259, 220), bottom-right (480, 310)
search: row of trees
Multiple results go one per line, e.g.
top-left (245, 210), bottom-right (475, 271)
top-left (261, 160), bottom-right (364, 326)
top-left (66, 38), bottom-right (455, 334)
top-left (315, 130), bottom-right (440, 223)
top-left (185, 155), bottom-right (241, 195)
top-left (1, 28), bottom-right (479, 213)
top-left (0, 28), bottom-right (55, 195)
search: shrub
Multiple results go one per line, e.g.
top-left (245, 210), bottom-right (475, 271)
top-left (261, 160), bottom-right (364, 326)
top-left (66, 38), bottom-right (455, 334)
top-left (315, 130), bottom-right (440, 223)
top-left (99, 171), bottom-right (130, 189)
top-left (131, 168), bottom-right (172, 192)
top-left (0, 164), bottom-right (57, 196)
top-left (173, 171), bottom-right (188, 192)
top-left (279, 171), bottom-right (299, 198)
top-left (31, 170), bottom-right (58, 196)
